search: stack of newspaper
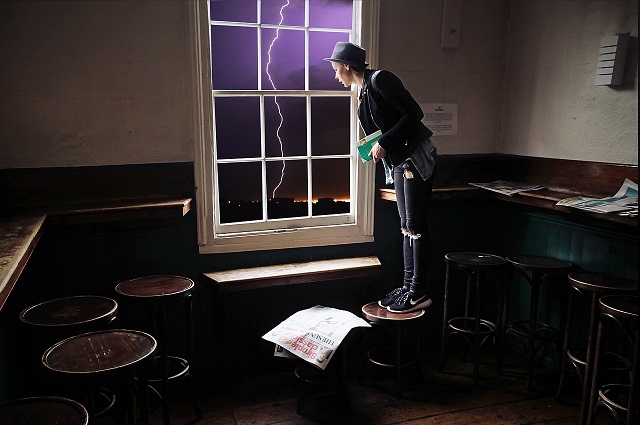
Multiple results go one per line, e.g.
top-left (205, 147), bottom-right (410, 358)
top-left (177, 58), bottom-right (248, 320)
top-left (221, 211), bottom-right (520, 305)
top-left (468, 180), bottom-right (545, 196)
top-left (556, 178), bottom-right (638, 216)
top-left (262, 305), bottom-right (370, 370)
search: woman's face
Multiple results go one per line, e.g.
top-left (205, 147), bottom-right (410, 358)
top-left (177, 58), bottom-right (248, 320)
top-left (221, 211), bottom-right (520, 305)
top-left (331, 62), bottom-right (355, 87)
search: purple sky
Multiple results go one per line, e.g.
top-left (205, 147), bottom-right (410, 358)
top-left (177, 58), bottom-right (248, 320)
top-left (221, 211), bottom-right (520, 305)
top-left (210, 0), bottom-right (355, 205)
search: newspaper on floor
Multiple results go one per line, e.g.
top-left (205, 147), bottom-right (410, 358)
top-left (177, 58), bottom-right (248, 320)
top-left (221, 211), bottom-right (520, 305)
top-left (468, 180), bottom-right (545, 196)
top-left (556, 178), bottom-right (638, 215)
top-left (263, 305), bottom-right (371, 370)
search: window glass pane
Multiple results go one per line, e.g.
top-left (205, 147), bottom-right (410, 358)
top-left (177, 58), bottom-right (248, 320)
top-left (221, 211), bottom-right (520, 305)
top-left (268, 160), bottom-right (308, 219)
top-left (210, 0), bottom-right (257, 23)
top-left (211, 26), bottom-right (258, 90)
top-left (309, 31), bottom-right (350, 90)
top-left (261, 28), bottom-right (304, 91)
top-left (215, 97), bottom-right (261, 159)
top-left (311, 97), bottom-right (350, 156)
top-left (309, 0), bottom-right (352, 29)
top-left (218, 162), bottom-right (263, 223)
top-left (312, 158), bottom-right (350, 215)
top-left (261, 0), bottom-right (304, 26)
top-left (265, 96), bottom-right (306, 158)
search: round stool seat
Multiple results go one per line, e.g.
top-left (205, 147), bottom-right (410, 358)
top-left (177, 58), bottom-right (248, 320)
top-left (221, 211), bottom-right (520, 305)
top-left (507, 254), bottom-right (572, 272)
top-left (362, 301), bottom-right (425, 323)
top-left (20, 295), bottom-right (118, 329)
top-left (445, 252), bottom-right (507, 268)
top-left (568, 272), bottom-right (637, 294)
top-left (42, 329), bottom-right (156, 377)
top-left (115, 275), bottom-right (194, 301)
top-left (0, 396), bottom-right (89, 425)
top-left (600, 294), bottom-right (639, 319)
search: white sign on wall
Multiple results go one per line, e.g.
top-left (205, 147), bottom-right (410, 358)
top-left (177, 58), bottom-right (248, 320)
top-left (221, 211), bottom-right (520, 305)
top-left (420, 103), bottom-right (458, 136)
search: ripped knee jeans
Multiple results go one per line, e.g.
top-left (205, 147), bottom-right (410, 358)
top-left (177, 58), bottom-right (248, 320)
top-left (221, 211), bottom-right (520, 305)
top-left (393, 160), bottom-right (430, 237)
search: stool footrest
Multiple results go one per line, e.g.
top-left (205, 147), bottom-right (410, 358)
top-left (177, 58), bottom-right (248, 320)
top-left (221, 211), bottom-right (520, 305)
top-left (448, 317), bottom-right (497, 335)
top-left (367, 347), bottom-right (418, 369)
top-left (598, 384), bottom-right (631, 412)
top-left (506, 319), bottom-right (558, 339)
top-left (148, 356), bottom-right (189, 383)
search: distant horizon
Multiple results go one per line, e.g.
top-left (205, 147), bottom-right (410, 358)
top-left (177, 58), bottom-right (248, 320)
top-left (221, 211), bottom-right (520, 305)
top-left (220, 196), bottom-right (350, 223)
top-left (220, 197), bottom-right (351, 203)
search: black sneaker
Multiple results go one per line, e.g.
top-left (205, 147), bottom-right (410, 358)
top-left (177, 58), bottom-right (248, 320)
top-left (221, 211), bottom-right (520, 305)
top-left (378, 287), bottom-right (408, 308)
top-left (387, 291), bottom-right (432, 313)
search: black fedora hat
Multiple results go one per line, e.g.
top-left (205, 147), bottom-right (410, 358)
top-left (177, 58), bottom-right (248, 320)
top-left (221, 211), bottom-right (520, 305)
top-left (324, 42), bottom-right (368, 67)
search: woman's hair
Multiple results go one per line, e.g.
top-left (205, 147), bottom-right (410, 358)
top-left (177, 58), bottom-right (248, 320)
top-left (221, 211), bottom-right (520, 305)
top-left (350, 64), bottom-right (367, 73)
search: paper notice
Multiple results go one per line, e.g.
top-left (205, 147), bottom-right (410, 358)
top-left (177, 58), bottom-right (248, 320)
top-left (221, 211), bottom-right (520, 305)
top-left (420, 103), bottom-right (458, 136)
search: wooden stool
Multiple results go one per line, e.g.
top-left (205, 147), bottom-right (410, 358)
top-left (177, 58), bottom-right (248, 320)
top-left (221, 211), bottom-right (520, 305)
top-left (0, 396), bottom-right (89, 425)
top-left (360, 302), bottom-right (425, 395)
top-left (555, 273), bottom-right (637, 423)
top-left (115, 275), bottom-right (202, 425)
top-left (19, 295), bottom-right (118, 404)
top-left (42, 329), bottom-right (156, 425)
top-left (500, 254), bottom-right (573, 390)
top-left (587, 295), bottom-right (638, 425)
top-left (438, 252), bottom-right (507, 386)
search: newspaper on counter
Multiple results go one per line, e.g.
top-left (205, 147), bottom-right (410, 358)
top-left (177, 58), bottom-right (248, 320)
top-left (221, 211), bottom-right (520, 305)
top-left (262, 305), bottom-right (371, 370)
top-left (556, 178), bottom-right (638, 215)
top-left (469, 180), bottom-right (545, 196)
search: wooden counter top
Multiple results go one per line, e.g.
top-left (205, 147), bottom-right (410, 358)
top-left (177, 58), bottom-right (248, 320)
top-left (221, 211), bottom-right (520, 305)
top-left (46, 197), bottom-right (192, 225)
top-left (0, 214), bottom-right (46, 310)
top-left (0, 197), bottom-right (192, 311)
top-left (380, 187), bottom-right (637, 228)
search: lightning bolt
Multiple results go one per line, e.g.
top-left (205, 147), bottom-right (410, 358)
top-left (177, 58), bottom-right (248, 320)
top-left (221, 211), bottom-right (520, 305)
top-left (266, 0), bottom-right (290, 199)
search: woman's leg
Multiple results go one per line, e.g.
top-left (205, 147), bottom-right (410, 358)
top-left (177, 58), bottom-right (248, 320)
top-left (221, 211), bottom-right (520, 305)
top-left (388, 161), bottom-right (434, 312)
top-left (377, 165), bottom-right (411, 308)
top-left (404, 166), bottom-right (433, 296)
top-left (394, 165), bottom-right (414, 290)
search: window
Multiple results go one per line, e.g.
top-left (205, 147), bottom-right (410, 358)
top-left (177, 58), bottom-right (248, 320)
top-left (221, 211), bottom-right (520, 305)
top-left (192, 0), bottom-right (378, 253)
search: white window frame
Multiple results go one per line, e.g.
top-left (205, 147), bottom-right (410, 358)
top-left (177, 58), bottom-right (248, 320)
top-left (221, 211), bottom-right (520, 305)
top-left (190, 0), bottom-right (379, 254)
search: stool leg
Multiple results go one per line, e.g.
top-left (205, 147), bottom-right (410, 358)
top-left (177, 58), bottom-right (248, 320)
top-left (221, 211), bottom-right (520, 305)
top-left (395, 323), bottom-right (402, 395)
top-left (138, 365), bottom-right (151, 425)
top-left (186, 296), bottom-right (203, 420)
top-left (159, 302), bottom-right (170, 425)
top-left (470, 270), bottom-right (481, 387)
top-left (438, 261), bottom-right (451, 372)
top-left (125, 380), bottom-right (138, 425)
top-left (586, 316), bottom-right (607, 425)
top-left (628, 332), bottom-right (638, 425)
top-left (359, 327), bottom-right (369, 385)
top-left (462, 271), bottom-right (473, 363)
top-left (555, 288), bottom-right (575, 401)
top-left (580, 292), bottom-right (601, 425)
top-left (497, 267), bottom-right (512, 374)
top-left (526, 272), bottom-right (542, 391)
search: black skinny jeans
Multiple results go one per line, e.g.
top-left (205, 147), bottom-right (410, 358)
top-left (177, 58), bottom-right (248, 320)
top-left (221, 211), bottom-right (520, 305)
top-left (393, 159), bottom-right (435, 295)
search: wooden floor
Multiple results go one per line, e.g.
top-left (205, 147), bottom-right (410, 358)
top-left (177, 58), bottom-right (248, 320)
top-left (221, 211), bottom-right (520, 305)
top-left (136, 349), bottom-right (620, 425)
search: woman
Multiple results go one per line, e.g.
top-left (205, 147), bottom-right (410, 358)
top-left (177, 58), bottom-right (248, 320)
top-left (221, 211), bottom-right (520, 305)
top-left (325, 42), bottom-right (437, 313)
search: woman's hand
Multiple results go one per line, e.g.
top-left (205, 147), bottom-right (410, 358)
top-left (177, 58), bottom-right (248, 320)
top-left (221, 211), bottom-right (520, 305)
top-left (369, 142), bottom-right (387, 163)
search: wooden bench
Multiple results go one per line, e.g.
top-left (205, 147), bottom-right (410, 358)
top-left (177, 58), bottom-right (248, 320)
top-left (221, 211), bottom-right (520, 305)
top-left (202, 256), bottom-right (381, 294)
